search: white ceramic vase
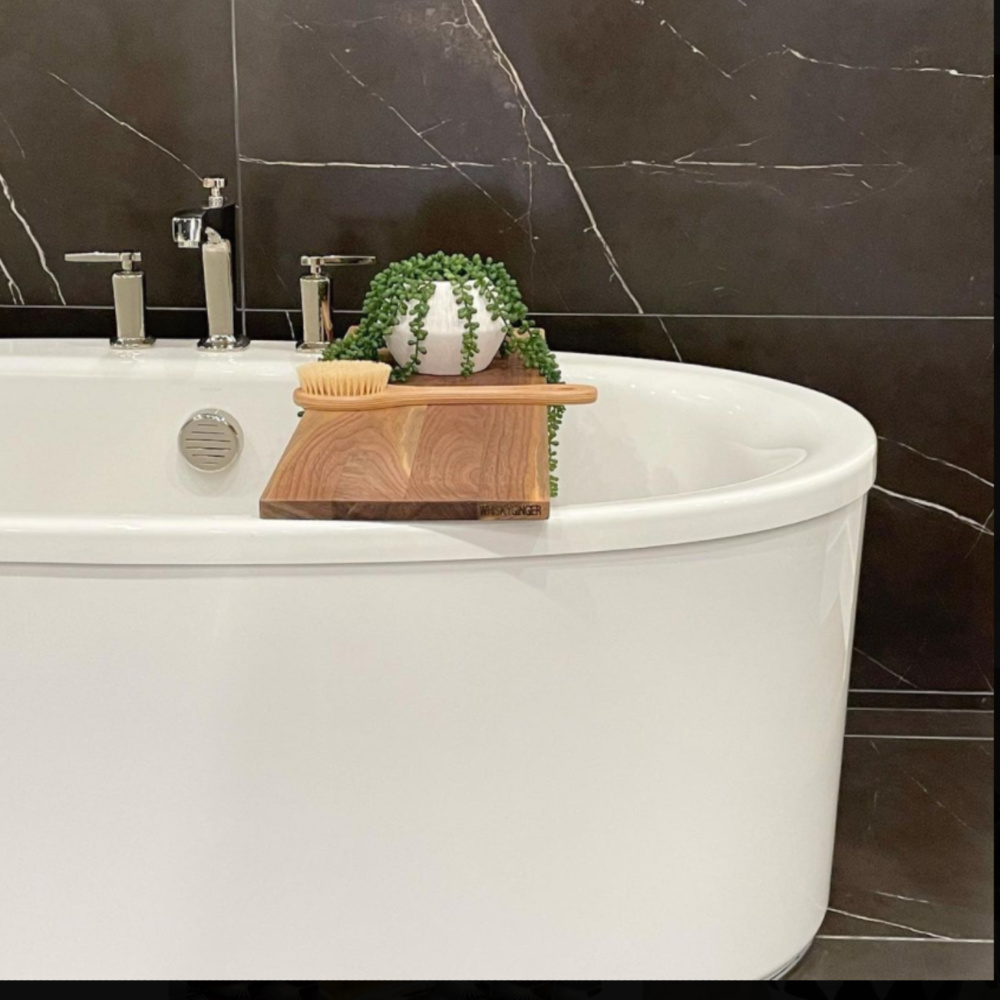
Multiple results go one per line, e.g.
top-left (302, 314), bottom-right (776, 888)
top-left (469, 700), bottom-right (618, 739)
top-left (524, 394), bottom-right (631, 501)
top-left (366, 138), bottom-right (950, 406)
top-left (384, 280), bottom-right (506, 376)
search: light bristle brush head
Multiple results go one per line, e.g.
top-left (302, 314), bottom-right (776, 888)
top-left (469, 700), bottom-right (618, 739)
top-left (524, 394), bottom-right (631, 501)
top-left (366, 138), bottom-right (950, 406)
top-left (297, 360), bottom-right (392, 397)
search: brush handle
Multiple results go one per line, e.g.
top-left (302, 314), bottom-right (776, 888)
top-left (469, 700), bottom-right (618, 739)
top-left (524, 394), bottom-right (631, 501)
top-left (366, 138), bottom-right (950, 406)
top-left (294, 382), bottom-right (598, 411)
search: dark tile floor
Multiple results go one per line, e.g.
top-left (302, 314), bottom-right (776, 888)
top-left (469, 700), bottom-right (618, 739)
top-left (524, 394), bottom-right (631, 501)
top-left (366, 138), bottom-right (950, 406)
top-left (789, 690), bottom-right (995, 981)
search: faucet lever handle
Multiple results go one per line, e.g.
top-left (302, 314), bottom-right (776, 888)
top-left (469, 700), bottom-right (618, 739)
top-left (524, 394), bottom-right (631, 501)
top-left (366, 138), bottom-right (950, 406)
top-left (63, 252), bottom-right (152, 349)
top-left (296, 256), bottom-right (375, 351)
top-left (64, 251), bottom-right (142, 271)
top-left (300, 254), bottom-right (377, 275)
top-left (202, 176), bottom-right (226, 208)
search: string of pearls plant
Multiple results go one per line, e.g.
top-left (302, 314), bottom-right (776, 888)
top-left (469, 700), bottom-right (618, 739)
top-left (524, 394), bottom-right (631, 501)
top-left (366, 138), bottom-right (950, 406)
top-left (324, 251), bottom-right (567, 494)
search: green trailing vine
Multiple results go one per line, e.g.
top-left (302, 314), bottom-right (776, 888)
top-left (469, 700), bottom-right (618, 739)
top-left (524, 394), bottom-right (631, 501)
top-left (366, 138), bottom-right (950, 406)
top-left (324, 251), bottom-right (567, 495)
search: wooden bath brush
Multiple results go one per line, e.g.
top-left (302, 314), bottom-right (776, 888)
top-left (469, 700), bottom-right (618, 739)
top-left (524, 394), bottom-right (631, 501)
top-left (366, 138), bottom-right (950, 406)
top-left (260, 357), bottom-right (598, 521)
top-left (293, 361), bottom-right (597, 411)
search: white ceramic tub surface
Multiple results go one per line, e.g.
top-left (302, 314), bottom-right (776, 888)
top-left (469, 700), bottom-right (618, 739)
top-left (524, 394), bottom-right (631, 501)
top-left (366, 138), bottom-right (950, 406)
top-left (0, 339), bottom-right (876, 979)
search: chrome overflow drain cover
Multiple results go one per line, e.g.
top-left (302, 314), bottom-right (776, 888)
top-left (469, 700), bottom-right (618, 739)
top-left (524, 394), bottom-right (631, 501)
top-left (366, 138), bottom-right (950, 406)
top-left (179, 409), bottom-right (243, 472)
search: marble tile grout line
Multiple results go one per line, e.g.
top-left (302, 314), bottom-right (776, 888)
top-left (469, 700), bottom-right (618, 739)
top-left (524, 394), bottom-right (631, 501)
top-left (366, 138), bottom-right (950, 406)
top-left (851, 688), bottom-right (995, 695)
top-left (848, 707), bottom-right (994, 713)
top-left (816, 936), bottom-right (995, 943)
top-left (843, 734), bottom-right (993, 741)
top-left (230, 0), bottom-right (248, 337)
top-left (0, 304), bottom-right (994, 321)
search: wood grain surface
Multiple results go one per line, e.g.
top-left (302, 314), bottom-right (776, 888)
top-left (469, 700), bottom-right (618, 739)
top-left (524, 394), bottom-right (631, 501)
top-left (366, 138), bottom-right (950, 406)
top-left (260, 356), bottom-right (554, 520)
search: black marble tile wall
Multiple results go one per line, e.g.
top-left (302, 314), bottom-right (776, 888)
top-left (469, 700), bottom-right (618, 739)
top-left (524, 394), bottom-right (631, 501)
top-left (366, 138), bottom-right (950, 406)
top-left (0, 0), bottom-right (236, 307)
top-left (0, 1), bottom-right (993, 690)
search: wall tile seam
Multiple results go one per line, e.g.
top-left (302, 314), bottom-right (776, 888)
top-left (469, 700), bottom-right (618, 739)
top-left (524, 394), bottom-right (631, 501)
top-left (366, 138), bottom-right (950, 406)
top-left (0, 305), bottom-right (994, 321)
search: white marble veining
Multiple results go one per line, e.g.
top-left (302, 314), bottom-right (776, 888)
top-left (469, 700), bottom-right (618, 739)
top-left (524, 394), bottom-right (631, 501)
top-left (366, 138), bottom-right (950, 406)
top-left (0, 166), bottom-right (65, 304)
top-left (47, 71), bottom-right (202, 180)
top-left (873, 485), bottom-right (995, 535)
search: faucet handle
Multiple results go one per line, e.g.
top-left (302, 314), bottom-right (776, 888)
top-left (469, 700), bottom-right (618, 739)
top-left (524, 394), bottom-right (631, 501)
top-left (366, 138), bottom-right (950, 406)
top-left (64, 251), bottom-right (142, 271)
top-left (300, 254), bottom-right (377, 275)
top-left (296, 255), bottom-right (375, 351)
top-left (64, 251), bottom-right (152, 349)
top-left (202, 176), bottom-right (226, 208)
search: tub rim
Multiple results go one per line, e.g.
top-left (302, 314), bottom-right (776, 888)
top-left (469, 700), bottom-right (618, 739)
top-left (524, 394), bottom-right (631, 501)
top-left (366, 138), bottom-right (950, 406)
top-left (0, 343), bottom-right (877, 566)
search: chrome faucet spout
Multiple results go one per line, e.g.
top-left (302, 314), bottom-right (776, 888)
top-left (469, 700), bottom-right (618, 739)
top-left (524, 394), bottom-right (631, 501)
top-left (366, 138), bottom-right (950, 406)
top-left (171, 177), bottom-right (248, 351)
top-left (171, 212), bottom-right (204, 249)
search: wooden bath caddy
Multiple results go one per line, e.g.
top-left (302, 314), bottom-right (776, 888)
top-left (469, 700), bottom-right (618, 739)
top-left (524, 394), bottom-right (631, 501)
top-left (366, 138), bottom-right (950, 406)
top-left (260, 355), bottom-right (597, 521)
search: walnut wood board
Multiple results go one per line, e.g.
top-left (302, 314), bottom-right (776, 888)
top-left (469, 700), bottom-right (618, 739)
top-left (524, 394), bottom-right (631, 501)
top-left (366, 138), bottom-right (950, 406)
top-left (260, 356), bottom-right (551, 520)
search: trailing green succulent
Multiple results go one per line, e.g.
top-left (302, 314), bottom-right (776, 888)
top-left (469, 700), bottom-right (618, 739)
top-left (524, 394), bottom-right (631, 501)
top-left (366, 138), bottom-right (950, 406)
top-left (324, 251), bottom-right (567, 494)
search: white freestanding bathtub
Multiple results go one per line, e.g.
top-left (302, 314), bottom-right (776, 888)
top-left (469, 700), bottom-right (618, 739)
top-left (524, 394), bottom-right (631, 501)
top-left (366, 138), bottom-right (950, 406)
top-left (0, 339), bottom-right (876, 980)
